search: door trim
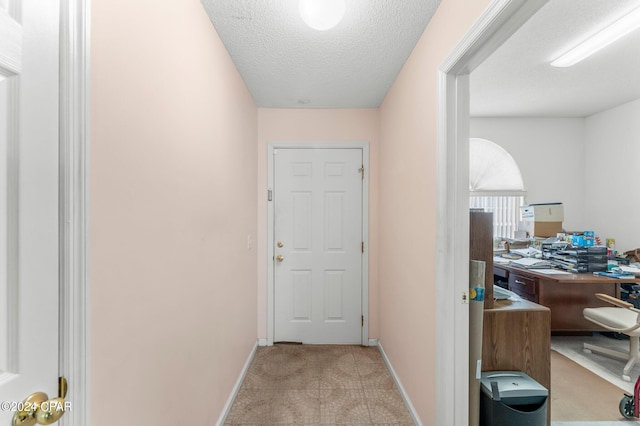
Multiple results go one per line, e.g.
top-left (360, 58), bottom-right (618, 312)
top-left (435, 1), bottom-right (547, 425)
top-left (266, 142), bottom-right (370, 346)
top-left (59, 0), bottom-right (90, 424)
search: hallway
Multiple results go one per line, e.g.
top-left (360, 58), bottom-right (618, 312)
top-left (224, 344), bottom-right (415, 425)
top-left (87, 0), bottom-right (496, 422)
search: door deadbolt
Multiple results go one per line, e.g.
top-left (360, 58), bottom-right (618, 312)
top-left (277, 241), bottom-right (284, 248)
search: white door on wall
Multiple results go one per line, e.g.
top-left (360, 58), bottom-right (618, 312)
top-left (273, 148), bottom-right (363, 344)
top-left (0, 0), bottom-right (62, 423)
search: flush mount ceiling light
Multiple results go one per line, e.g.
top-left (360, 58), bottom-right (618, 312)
top-left (551, 6), bottom-right (640, 67)
top-left (299, 0), bottom-right (345, 31)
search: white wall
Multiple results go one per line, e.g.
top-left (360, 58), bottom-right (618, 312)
top-left (470, 118), bottom-right (586, 231)
top-left (584, 98), bottom-right (640, 253)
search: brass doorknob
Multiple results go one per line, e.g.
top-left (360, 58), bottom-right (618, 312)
top-left (12, 394), bottom-right (66, 426)
top-left (34, 397), bottom-right (65, 425)
top-left (13, 379), bottom-right (67, 426)
top-left (276, 255), bottom-right (284, 262)
top-left (12, 392), bottom-right (47, 426)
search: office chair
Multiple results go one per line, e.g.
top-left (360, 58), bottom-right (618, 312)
top-left (583, 293), bottom-right (640, 382)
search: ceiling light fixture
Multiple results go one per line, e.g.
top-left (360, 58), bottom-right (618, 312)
top-left (551, 6), bottom-right (640, 67)
top-left (299, 0), bottom-right (345, 31)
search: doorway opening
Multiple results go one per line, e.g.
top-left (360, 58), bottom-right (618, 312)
top-left (435, 0), bottom-right (548, 424)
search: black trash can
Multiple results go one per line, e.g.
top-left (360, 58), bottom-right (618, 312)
top-left (480, 371), bottom-right (548, 426)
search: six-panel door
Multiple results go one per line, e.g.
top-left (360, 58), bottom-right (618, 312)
top-left (274, 148), bottom-right (363, 344)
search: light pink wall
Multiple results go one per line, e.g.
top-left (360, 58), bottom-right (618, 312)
top-left (378, 0), bottom-right (491, 423)
top-left (90, 0), bottom-right (257, 424)
top-left (257, 109), bottom-right (380, 339)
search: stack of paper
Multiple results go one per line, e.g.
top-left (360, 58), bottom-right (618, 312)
top-left (619, 265), bottom-right (640, 276)
top-left (509, 257), bottom-right (552, 269)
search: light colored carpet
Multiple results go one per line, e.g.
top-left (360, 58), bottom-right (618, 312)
top-left (551, 333), bottom-right (640, 395)
top-left (224, 345), bottom-right (414, 425)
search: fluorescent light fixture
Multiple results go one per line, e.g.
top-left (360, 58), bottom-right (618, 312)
top-left (299, 0), bottom-right (345, 31)
top-left (551, 6), bottom-right (640, 67)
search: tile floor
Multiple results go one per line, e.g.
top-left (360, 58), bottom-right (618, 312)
top-left (224, 344), bottom-right (415, 425)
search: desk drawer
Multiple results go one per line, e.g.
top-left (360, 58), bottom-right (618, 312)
top-left (509, 273), bottom-right (538, 302)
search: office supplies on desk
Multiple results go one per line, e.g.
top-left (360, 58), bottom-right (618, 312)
top-left (549, 246), bottom-right (608, 273)
top-left (533, 268), bottom-right (571, 275)
top-left (493, 286), bottom-right (521, 301)
top-left (510, 248), bottom-right (532, 257)
top-left (620, 265), bottom-right (640, 276)
top-left (509, 257), bottom-right (552, 269)
top-left (501, 252), bottom-right (523, 260)
top-left (593, 271), bottom-right (635, 279)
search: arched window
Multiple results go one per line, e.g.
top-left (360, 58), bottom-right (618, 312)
top-left (469, 138), bottom-right (526, 238)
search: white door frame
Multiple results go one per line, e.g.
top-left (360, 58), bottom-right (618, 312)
top-left (267, 142), bottom-right (370, 346)
top-left (434, 1), bottom-right (547, 425)
top-left (59, 0), bottom-right (89, 425)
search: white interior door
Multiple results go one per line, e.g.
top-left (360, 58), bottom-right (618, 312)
top-left (274, 148), bottom-right (363, 344)
top-left (0, 0), bottom-right (61, 423)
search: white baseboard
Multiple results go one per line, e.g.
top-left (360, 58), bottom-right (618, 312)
top-left (368, 338), bottom-right (379, 346)
top-left (215, 340), bottom-right (259, 426)
top-left (258, 338), bottom-right (269, 346)
top-left (377, 341), bottom-right (423, 426)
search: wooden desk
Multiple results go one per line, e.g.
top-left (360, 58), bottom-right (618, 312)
top-left (494, 263), bottom-right (640, 332)
top-left (482, 298), bottom-right (551, 425)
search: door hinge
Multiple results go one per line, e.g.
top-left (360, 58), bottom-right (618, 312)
top-left (361, 315), bottom-right (364, 327)
top-left (361, 242), bottom-right (364, 253)
top-left (360, 166), bottom-right (364, 180)
top-left (268, 188), bottom-right (273, 202)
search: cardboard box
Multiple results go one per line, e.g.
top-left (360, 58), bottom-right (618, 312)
top-left (520, 203), bottom-right (564, 237)
top-left (522, 220), bottom-right (563, 237)
top-left (521, 203), bottom-right (564, 222)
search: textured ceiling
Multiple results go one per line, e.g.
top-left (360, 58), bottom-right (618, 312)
top-left (471, 0), bottom-right (640, 117)
top-left (201, 0), bottom-right (441, 108)
top-left (200, 1), bottom-right (640, 115)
